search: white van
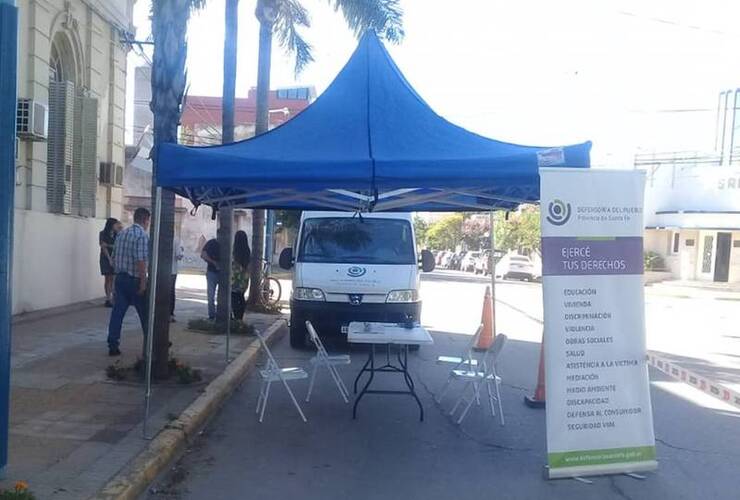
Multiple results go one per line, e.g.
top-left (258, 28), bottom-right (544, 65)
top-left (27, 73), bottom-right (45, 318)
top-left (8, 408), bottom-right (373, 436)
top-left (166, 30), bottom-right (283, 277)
top-left (279, 211), bottom-right (436, 348)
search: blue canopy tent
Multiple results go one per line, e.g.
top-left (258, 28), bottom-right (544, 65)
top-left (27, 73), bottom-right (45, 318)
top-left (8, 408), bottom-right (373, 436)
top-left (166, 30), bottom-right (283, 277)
top-left (144, 32), bottom-right (592, 435)
top-left (157, 31), bottom-right (591, 213)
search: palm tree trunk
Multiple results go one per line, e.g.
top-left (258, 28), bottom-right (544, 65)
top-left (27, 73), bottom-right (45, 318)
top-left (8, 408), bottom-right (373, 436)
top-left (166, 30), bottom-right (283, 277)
top-left (151, 0), bottom-right (192, 378)
top-left (248, 2), bottom-right (274, 305)
top-left (217, 0), bottom-right (238, 325)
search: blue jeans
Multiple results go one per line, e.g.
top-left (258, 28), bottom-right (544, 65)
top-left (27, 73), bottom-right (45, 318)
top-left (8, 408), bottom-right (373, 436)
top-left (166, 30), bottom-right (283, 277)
top-left (206, 270), bottom-right (219, 319)
top-left (107, 274), bottom-right (148, 349)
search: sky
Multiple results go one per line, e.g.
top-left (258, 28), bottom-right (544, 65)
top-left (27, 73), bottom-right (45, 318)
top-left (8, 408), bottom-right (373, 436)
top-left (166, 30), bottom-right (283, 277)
top-left (126, 0), bottom-right (740, 166)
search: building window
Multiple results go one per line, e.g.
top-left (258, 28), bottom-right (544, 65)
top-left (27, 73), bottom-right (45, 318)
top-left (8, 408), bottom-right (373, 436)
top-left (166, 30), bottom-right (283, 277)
top-left (276, 87), bottom-right (309, 100)
top-left (701, 235), bottom-right (714, 273)
top-left (672, 232), bottom-right (680, 254)
top-left (46, 32), bottom-right (98, 217)
top-left (685, 239), bottom-right (695, 247)
top-left (49, 43), bottom-right (64, 82)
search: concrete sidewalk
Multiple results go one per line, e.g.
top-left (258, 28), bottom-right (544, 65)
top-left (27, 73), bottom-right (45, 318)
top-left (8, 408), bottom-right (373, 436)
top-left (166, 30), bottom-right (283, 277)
top-left (0, 275), bottom-right (282, 499)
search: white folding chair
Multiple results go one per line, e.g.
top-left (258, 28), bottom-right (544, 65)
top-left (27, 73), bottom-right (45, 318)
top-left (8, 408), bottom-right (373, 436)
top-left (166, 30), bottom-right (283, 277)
top-left (435, 324), bottom-right (483, 403)
top-left (305, 321), bottom-right (351, 403)
top-left (447, 334), bottom-right (507, 426)
top-left (255, 330), bottom-right (309, 423)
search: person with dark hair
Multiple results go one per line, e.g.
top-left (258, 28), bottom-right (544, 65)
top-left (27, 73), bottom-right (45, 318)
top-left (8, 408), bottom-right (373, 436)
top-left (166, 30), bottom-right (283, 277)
top-left (231, 230), bottom-right (251, 321)
top-left (99, 217), bottom-right (122, 307)
top-left (201, 237), bottom-right (220, 320)
top-left (170, 236), bottom-right (184, 322)
top-left (107, 207), bottom-right (151, 356)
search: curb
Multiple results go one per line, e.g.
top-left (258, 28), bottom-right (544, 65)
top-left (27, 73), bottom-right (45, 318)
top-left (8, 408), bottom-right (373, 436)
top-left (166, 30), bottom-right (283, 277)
top-left (91, 319), bottom-right (286, 500)
top-left (648, 352), bottom-right (740, 409)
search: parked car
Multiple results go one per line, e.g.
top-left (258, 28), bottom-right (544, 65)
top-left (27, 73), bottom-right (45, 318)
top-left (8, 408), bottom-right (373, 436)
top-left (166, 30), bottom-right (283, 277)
top-left (461, 251), bottom-right (481, 272)
top-left (449, 251), bottom-right (466, 270)
top-left (496, 254), bottom-right (537, 281)
top-left (475, 250), bottom-right (490, 275)
top-left (440, 251), bottom-right (453, 269)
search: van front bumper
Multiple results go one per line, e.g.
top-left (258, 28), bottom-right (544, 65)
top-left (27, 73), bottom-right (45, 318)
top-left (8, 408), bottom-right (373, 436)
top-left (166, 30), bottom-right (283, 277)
top-left (291, 300), bottom-right (422, 336)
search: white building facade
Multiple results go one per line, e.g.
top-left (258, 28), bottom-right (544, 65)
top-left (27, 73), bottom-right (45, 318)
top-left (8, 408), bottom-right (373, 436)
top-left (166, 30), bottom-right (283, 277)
top-left (642, 163), bottom-right (740, 284)
top-left (13, 0), bottom-right (134, 314)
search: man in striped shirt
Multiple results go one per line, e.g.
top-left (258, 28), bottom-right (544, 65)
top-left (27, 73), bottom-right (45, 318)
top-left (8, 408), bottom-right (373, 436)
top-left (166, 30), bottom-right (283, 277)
top-left (107, 207), bottom-right (150, 356)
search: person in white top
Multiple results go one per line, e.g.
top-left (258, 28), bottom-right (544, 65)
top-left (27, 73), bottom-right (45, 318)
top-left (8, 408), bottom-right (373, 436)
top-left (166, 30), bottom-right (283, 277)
top-left (170, 237), bottom-right (184, 322)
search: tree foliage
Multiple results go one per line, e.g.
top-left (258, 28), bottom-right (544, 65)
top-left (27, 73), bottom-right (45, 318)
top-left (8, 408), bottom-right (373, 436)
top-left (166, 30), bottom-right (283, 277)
top-left (412, 216), bottom-right (428, 246)
top-left (274, 0), bottom-right (405, 74)
top-left (422, 207), bottom-right (542, 253)
top-left (494, 206), bottom-right (541, 253)
top-left (275, 209), bottom-right (301, 230)
top-left (425, 214), bottom-right (464, 251)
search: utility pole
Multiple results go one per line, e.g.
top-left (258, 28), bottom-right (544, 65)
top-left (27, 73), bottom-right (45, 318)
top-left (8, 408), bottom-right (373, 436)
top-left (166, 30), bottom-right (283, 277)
top-left (0, 0), bottom-right (17, 478)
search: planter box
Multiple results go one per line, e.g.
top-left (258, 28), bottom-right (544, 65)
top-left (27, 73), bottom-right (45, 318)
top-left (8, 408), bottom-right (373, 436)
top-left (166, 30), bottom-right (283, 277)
top-left (644, 271), bottom-right (673, 284)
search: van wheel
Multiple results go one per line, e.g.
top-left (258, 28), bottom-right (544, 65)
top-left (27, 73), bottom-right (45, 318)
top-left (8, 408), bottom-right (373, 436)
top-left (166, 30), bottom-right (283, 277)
top-left (289, 318), bottom-right (308, 349)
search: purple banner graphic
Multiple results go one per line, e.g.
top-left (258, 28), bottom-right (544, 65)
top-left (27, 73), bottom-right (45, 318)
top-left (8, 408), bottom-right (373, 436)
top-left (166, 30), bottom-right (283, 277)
top-left (542, 237), bottom-right (644, 276)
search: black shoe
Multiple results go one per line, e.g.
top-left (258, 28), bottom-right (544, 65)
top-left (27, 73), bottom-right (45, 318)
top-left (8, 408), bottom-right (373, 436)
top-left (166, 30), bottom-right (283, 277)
top-left (108, 347), bottom-right (121, 357)
top-left (104, 300), bottom-right (113, 308)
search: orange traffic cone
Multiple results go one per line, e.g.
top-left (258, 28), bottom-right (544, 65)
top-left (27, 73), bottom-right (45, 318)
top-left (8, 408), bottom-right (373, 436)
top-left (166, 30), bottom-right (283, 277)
top-left (474, 286), bottom-right (494, 351)
top-left (524, 331), bottom-right (546, 408)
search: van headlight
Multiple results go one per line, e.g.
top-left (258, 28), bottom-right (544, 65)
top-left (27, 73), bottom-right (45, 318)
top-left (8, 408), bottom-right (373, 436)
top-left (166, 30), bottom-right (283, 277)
top-left (386, 290), bottom-right (418, 303)
top-left (294, 287), bottom-right (326, 301)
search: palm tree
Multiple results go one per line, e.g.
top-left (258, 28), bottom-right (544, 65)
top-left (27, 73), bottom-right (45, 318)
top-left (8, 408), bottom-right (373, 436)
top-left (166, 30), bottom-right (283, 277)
top-left (216, 0), bottom-right (238, 326)
top-left (150, 0), bottom-right (206, 378)
top-left (247, 0), bottom-right (404, 305)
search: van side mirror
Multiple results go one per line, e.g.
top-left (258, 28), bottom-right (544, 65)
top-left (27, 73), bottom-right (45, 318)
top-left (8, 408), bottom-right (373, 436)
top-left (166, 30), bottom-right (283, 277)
top-left (279, 248), bottom-right (294, 270)
top-left (420, 249), bottom-right (436, 272)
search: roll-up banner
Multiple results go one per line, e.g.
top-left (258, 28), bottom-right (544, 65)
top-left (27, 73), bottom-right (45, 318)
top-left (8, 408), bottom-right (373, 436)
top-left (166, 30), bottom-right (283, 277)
top-left (540, 168), bottom-right (657, 479)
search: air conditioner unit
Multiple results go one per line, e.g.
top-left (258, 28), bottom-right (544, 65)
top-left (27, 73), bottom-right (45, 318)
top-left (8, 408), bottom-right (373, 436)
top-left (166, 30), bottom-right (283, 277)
top-left (16, 99), bottom-right (48, 141)
top-left (99, 162), bottom-right (124, 186)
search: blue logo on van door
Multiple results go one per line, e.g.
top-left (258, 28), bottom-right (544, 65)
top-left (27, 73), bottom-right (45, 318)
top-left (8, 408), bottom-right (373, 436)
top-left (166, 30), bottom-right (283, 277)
top-left (347, 266), bottom-right (367, 277)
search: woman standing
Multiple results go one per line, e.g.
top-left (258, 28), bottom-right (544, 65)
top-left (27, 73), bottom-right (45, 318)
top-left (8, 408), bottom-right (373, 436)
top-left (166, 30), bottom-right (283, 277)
top-left (231, 230), bottom-right (251, 321)
top-left (99, 218), bottom-right (121, 307)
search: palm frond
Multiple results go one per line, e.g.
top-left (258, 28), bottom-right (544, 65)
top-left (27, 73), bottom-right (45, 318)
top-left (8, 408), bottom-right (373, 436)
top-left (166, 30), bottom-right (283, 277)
top-left (274, 0), bottom-right (315, 75)
top-left (329, 0), bottom-right (405, 43)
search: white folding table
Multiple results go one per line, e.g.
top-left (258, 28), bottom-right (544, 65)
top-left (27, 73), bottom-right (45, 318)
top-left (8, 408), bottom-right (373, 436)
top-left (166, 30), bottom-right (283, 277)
top-left (347, 322), bottom-right (434, 421)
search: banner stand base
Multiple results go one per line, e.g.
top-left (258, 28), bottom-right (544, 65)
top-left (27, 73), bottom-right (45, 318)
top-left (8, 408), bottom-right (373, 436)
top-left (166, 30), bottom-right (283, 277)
top-left (624, 472), bottom-right (647, 480)
top-left (543, 466), bottom-right (593, 484)
top-left (572, 476), bottom-right (594, 484)
top-left (546, 461), bottom-right (658, 481)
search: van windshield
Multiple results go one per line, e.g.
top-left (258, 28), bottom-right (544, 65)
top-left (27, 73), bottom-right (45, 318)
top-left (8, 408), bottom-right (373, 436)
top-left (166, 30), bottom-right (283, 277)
top-left (298, 217), bottom-right (416, 265)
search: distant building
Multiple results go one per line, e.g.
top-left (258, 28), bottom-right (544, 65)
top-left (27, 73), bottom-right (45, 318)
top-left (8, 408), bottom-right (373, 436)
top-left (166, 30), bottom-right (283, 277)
top-left (638, 89), bottom-right (740, 284)
top-left (124, 67), bottom-right (314, 270)
top-left (179, 85), bottom-right (316, 145)
top-left (13, 0), bottom-right (134, 314)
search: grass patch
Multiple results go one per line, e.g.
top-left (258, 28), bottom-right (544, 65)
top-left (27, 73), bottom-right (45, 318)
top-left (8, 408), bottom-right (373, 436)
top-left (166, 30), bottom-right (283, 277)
top-left (105, 356), bottom-right (202, 384)
top-left (187, 318), bottom-right (255, 335)
top-left (246, 302), bottom-right (283, 315)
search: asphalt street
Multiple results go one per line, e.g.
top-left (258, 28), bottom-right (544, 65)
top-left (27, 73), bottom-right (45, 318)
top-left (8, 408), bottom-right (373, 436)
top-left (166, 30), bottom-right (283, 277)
top-left (147, 271), bottom-right (740, 500)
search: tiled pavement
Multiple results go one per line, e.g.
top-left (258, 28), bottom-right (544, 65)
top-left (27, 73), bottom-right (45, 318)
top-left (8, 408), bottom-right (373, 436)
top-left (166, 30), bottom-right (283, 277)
top-left (1, 275), bottom-right (282, 499)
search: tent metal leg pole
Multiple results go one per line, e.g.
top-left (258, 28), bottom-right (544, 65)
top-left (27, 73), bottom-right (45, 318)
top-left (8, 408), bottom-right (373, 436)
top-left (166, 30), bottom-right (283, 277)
top-left (143, 187), bottom-right (162, 440)
top-left (265, 209), bottom-right (274, 272)
top-left (489, 211), bottom-right (496, 335)
top-left (0, 0), bottom-right (18, 478)
top-left (226, 214), bottom-right (233, 364)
